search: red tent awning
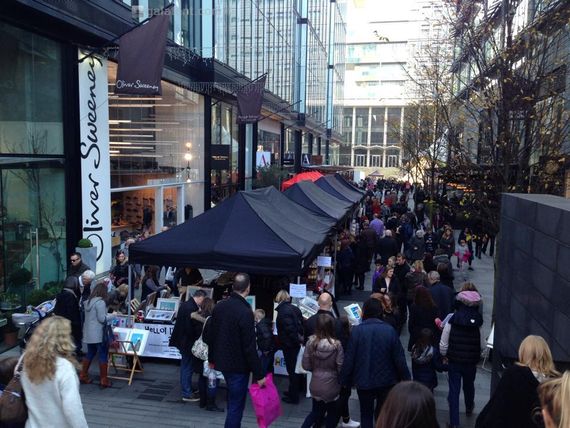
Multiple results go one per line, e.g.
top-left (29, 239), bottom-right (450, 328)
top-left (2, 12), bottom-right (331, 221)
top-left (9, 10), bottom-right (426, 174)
top-left (281, 171), bottom-right (324, 191)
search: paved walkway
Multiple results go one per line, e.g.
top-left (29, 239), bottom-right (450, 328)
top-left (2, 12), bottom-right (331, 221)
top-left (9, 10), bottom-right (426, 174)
top-left (2, 235), bottom-right (496, 428)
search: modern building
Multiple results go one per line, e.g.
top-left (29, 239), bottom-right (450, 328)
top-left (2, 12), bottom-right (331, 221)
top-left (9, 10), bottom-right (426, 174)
top-left (449, 0), bottom-right (570, 195)
top-left (340, 0), bottom-right (447, 177)
top-left (0, 0), bottom-right (346, 296)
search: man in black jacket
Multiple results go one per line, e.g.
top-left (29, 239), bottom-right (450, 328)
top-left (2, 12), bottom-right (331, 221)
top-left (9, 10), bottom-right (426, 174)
top-left (206, 273), bottom-right (265, 428)
top-left (304, 292), bottom-right (341, 340)
top-left (169, 289), bottom-right (206, 402)
top-left (376, 230), bottom-right (399, 265)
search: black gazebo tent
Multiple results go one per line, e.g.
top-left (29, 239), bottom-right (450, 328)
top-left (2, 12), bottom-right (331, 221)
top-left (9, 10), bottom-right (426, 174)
top-left (128, 187), bottom-right (332, 275)
top-left (315, 176), bottom-right (363, 204)
top-left (283, 180), bottom-right (352, 222)
top-left (334, 173), bottom-right (365, 195)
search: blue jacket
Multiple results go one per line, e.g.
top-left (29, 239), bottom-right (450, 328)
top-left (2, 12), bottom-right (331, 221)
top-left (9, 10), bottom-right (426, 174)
top-left (340, 318), bottom-right (410, 390)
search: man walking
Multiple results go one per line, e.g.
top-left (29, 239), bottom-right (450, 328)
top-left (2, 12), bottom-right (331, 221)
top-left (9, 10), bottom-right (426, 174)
top-left (169, 289), bottom-right (206, 402)
top-left (341, 298), bottom-right (410, 428)
top-left (206, 273), bottom-right (265, 428)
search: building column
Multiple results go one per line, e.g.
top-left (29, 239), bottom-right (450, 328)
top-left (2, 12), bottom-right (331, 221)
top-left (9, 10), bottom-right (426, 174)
top-left (325, 139), bottom-right (330, 165)
top-left (308, 133), bottom-right (314, 156)
top-left (204, 96), bottom-right (212, 210)
top-left (294, 130), bottom-right (302, 173)
top-left (317, 136), bottom-right (322, 156)
top-left (280, 122), bottom-right (286, 168)
top-left (238, 123), bottom-right (246, 190)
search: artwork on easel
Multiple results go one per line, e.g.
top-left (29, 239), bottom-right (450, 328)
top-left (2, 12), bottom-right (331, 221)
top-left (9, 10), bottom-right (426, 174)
top-left (112, 327), bottom-right (149, 355)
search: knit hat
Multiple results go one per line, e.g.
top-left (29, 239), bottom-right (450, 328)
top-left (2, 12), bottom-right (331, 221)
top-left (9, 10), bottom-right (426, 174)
top-left (456, 290), bottom-right (481, 306)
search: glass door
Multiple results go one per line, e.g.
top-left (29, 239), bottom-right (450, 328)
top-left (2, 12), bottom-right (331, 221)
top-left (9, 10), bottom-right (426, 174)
top-left (0, 158), bottom-right (66, 303)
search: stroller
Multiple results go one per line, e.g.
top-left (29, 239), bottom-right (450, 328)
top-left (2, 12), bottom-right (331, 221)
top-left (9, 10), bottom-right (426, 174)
top-left (18, 299), bottom-right (56, 351)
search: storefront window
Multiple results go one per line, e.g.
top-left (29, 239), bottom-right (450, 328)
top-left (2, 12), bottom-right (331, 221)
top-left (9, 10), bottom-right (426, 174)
top-left (107, 63), bottom-right (204, 255)
top-left (0, 23), bottom-right (66, 300)
top-left (210, 101), bottom-right (239, 206)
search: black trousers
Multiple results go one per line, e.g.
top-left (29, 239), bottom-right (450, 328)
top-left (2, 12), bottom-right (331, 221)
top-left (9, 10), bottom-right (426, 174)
top-left (282, 346), bottom-right (301, 402)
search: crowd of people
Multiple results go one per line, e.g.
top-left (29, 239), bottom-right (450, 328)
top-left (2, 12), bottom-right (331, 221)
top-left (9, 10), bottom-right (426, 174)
top-left (0, 179), bottom-right (569, 428)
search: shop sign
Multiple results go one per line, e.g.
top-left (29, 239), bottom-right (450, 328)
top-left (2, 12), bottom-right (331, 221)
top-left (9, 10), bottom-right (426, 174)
top-left (236, 75), bottom-right (266, 124)
top-left (78, 51), bottom-right (112, 274)
top-left (211, 145), bottom-right (230, 170)
top-left (115, 14), bottom-right (169, 95)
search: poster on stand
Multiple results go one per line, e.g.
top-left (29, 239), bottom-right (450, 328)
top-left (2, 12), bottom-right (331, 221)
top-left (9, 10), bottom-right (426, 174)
top-left (317, 256), bottom-right (332, 267)
top-left (134, 322), bottom-right (181, 359)
top-left (289, 283), bottom-right (307, 298)
top-left (273, 350), bottom-right (288, 376)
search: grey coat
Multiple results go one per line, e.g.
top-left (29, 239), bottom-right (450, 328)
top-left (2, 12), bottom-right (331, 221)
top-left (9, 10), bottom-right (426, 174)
top-left (83, 297), bottom-right (107, 344)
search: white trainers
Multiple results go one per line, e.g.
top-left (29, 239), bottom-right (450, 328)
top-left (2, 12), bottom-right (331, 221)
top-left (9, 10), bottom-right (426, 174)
top-left (339, 419), bottom-right (360, 428)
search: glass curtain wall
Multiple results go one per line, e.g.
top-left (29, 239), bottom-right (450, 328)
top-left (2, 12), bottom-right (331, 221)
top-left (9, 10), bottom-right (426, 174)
top-left (214, 0), bottom-right (296, 105)
top-left (0, 22), bottom-right (66, 299)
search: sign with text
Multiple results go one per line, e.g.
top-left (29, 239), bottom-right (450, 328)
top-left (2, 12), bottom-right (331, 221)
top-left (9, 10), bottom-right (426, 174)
top-left (115, 14), bottom-right (169, 95)
top-left (317, 256), bottom-right (332, 267)
top-left (289, 283), bottom-right (307, 299)
top-left (211, 145), bottom-right (230, 170)
top-left (236, 75), bottom-right (266, 124)
top-left (134, 322), bottom-right (181, 359)
top-left (78, 51), bottom-right (111, 274)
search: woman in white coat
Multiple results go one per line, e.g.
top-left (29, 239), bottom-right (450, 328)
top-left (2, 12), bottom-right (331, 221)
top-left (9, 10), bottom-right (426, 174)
top-left (21, 316), bottom-right (88, 428)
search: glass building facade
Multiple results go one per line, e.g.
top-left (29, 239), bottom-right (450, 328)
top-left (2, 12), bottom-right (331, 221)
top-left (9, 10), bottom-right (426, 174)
top-left (0, 22), bottom-right (67, 297)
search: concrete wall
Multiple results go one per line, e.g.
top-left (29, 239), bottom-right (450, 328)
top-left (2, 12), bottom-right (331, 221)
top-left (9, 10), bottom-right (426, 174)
top-left (495, 194), bottom-right (570, 366)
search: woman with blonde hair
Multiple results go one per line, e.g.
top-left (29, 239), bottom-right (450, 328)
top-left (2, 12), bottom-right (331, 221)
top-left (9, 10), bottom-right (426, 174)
top-left (539, 371), bottom-right (570, 428)
top-left (275, 288), bottom-right (304, 404)
top-left (475, 335), bottom-right (559, 428)
top-left (21, 316), bottom-right (88, 428)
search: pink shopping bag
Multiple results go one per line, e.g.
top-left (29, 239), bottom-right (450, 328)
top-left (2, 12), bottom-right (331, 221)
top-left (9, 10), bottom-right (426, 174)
top-left (248, 373), bottom-right (282, 428)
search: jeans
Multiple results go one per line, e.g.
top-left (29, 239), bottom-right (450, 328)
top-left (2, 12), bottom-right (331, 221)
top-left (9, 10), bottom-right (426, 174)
top-left (282, 346), bottom-right (301, 402)
top-left (357, 386), bottom-right (393, 428)
top-left (180, 352), bottom-right (193, 398)
top-left (301, 399), bottom-right (338, 428)
top-left (447, 362), bottom-right (477, 427)
top-left (86, 342), bottom-right (108, 364)
top-left (222, 372), bottom-right (249, 428)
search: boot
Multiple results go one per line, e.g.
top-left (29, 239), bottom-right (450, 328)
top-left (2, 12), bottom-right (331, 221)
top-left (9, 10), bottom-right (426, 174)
top-left (99, 363), bottom-right (113, 388)
top-left (206, 396), bottom-right (224, 412)
top-left (79, 359), bottom-right (92, 384)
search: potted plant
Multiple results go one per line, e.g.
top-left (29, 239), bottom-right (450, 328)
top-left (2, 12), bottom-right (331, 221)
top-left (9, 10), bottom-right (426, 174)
top-left (76, 238), bottom-right (97, 274)
top-left (0, 292), bottom-right (22, 347)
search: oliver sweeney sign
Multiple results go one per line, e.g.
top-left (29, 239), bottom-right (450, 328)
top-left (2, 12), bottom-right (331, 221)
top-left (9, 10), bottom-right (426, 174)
top-left (78, 51), bottom-right (111, 274)
top-left (115, 13), bottom-right (169, 95)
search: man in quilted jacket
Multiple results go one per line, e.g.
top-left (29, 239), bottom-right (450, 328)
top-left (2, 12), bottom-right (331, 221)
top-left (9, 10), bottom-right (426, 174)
top-left (340, 298), bottom-right (410, 428)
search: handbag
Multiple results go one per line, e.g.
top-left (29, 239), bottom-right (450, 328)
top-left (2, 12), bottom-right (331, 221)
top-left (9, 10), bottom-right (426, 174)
top-left (0, 356), bottom-right (28, 424)
top-left (202, 360), bottom-right (224, 380)
top-left (249, 373), bottom-right (282, 428)
top-left (103, 322), bottom-right (116, 348)
top-left (294, 346), bottom-right (307, 374)
top-left (191, 316), bottom-right (210, 361)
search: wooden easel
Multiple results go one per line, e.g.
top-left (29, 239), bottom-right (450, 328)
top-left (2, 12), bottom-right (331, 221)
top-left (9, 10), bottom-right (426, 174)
top-left (108, 340), bottom-right (144, 385)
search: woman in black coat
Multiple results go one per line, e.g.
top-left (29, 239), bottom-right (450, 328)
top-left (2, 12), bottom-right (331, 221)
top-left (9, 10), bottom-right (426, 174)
top-left (407, 286), bottom-right (438, 352)
top-left (476, 335), bottom-right (559, 428)
top-left (275, 289), bottom-right (304, 404)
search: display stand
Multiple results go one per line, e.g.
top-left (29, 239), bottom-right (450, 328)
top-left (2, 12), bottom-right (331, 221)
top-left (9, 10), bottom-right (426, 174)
top-left (108, 340), bottom-right (144, 385)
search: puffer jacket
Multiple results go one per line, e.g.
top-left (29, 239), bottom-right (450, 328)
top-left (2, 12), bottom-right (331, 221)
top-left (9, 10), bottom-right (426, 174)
top-left (447, 292), bottom-right (483, 364)
top-left (276, 301), bottom-right (304, 349)
top-left (82, 297), bottom-right (107, 344)
top-left (302, 337), bottom-right (344, 402)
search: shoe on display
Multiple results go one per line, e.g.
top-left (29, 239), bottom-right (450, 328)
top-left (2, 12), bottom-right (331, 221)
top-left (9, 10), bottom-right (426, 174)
top-left (339, 418), bottom-right (360, 427)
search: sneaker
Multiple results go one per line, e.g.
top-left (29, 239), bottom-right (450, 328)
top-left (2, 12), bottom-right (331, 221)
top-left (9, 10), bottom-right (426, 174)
top-left (466, 405), bottom-right (474, 416)
top-left (182, 392), bottom-right (200, 402)
top-left (468, 267), bottom-right (474, 271)
top-left (339, 418), bottom-right (360, 427)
